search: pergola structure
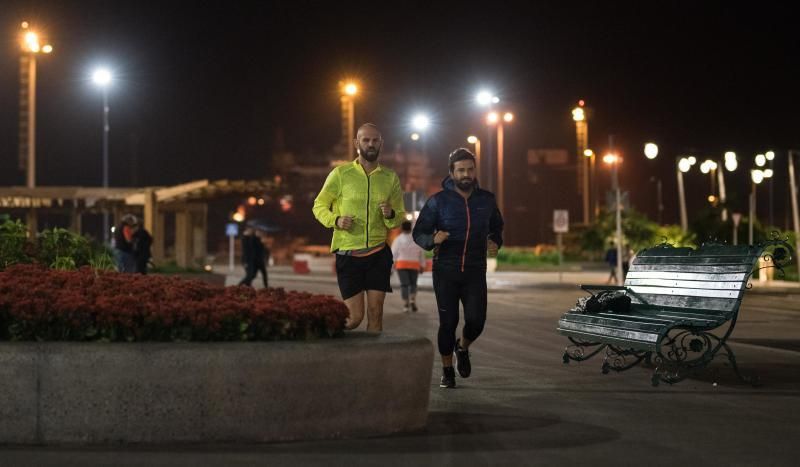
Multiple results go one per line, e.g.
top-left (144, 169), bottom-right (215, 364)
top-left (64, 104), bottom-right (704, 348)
top-left (0, 179), bottom-right (277, 268)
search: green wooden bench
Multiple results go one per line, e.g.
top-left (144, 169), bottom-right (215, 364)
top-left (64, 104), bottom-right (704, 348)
top-left (558, 237), bottom-right (794, 386)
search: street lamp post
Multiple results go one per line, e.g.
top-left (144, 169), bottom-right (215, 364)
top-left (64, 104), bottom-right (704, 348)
top-left (467, 135), bottom-right (481, 186)
top-left (573, 102), bottom-right (589, 224)
top-left (603, 146), bottom-right (623, 284)
top-left (18, 22), bottom-right (53, 234)
top-left (766, 150), bottom-right (776, 227)
top-left (340, 81), bottom-right (358, 157)
top-left (92, 68), bottom-right (112, 244)
top-left (788, 150), bottom-right (800, 283)
top-left (749, 169), bottom-right (765, 245)
top-left (643, 143), bottom-right (662, 224)
top-left (475, 90), bottom-right (498, 192)
top-left (486, 111), bottom-right (513, 216)
top-left (676, 156), bottom-right (696, 232)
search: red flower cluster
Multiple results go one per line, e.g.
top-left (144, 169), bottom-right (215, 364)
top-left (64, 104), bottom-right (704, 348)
top-left (0, 265), bottom-right (348, 342)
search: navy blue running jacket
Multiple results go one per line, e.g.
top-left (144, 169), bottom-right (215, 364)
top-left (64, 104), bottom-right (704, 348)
top-left (412, 176), bottom-right (504, 272)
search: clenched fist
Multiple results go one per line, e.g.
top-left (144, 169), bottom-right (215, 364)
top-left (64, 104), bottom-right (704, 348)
top-left (378, 201), bottom-right (393, 218)
top-left (434, 230), bottom-right (450, 245)
top-left (487, 239), bottom-right (499, 258)
top-left (337, 215), bottom-right (354, 230)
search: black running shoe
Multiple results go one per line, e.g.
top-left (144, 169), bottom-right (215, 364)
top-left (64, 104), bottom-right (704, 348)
top-left (454, 339), bottom-right (471, 378)
top-left (411, 302), bottom-right (418, 312)
top-left (440, 367), bottom-right (456, 388)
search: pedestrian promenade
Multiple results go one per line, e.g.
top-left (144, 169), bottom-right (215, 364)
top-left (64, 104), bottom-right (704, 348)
top-left (3, 264), bottom-right (799, 466)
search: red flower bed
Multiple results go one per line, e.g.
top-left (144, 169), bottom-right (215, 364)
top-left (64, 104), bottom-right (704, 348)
top-left (0, 264), bottom-right (348, 342)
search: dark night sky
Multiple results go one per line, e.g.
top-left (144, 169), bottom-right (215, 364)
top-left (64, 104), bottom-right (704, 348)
top-left (1, 1), bottom-right (798, 229)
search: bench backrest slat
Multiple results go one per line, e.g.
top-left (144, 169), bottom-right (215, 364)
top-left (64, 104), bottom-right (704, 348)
top-left (624, 245), bottom-right (762, 321)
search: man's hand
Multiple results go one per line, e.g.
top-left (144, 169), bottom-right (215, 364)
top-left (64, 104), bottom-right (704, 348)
top-left (378, 201), bottom-right (393, 218)
top-left (434, 230), bottom-right (450, 245)
top-left (487, 239), bottom-right (499, 258)
top-left (337, 215), bottom-right (354, 230)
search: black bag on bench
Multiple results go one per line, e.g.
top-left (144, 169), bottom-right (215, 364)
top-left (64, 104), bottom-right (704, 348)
top-left (572, 290), bottom-right (631, 314)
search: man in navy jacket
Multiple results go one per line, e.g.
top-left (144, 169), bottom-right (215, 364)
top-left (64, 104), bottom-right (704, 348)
top-left (413, 148), bottom-right (504, 388)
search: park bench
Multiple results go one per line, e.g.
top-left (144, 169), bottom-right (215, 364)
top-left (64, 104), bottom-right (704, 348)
top-left (557, 236), bottom-right (794, 386)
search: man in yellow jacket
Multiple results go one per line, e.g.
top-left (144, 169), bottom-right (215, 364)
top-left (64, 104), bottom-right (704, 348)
top-left (313, 123), bottom-right (405, 332)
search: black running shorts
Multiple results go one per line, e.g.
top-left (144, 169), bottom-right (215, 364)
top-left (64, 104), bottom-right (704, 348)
top-left (335, 246), bottom-right (393, 300)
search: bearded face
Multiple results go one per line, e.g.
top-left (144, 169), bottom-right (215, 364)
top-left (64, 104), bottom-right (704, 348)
top-left (358, 144), bottom-right (381, 162)
top-left (455, 176), bottom-right (475, 191)
top-left (451, 159), bottom-right (477, 191)
top-left (355, 127), bottom-right (383, 162)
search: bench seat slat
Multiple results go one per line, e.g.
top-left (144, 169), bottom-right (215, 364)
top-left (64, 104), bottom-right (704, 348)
top-left (629, 264), bottom-right (754, 274)
top-left (627, 285), bottom-right (740, 299)
top-left (629, 294), bottom-right (738, 314)
top-left (626, 271), bottom-right (747, 281)
top-left (634, 256), bottom-right (756, 266)
top-left (625, 278), bottom-right (743, 290)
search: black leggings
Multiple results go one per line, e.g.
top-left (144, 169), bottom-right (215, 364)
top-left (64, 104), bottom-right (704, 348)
top-left (239, 263), bottom-right (268, 288)
top-left (432, 269), bottom-right (487, 356)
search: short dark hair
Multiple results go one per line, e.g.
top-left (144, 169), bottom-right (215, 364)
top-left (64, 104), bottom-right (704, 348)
top-left (448, 148), bottom-right (476, 172)
top-left (401, 220), bottom-right (412, 232)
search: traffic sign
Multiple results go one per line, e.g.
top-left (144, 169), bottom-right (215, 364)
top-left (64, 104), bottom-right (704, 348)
top-left (553, 210), bottom-right (569, 233)
top-left (226, 222), bottom-right (239, 237)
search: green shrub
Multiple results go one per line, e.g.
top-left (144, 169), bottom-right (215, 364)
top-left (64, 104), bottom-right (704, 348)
top-left (0, 219), bottom-right (32, 270)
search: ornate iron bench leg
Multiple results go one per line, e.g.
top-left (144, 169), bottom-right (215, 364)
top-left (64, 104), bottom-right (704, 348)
top-left (720, 342), bottom-right (760, 387)
top-left (601, 346), bottom-right (648, 374)
top-left (563, 337), bottom-right (606, 364)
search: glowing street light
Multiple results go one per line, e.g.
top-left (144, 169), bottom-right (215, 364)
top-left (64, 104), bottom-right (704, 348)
top-left (410, 132), bottom-right (420, 141)
top-left (755, 154), bottom-right (766, 167)
top-left (503, 112), bottom-right (514, 123)
top-left (475, 90), bottom-right (499, 106)
top-left (486, 111), bottom-right (499, 125)
top-left (644, 143), bottom-right (659, 160)
top-left (766, 151), bottom-right (775, 161)
top-left (411, 114), bottom-right (430, 131)
top-left (724, 151), bottom-right (738, 172)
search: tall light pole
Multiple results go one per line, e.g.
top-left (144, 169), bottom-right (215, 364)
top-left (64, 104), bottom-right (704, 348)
top-left (467, 135), bottom-right (481, 186)
top-left (677, 156), bottom-right (696, 232)
top-left (643, 143), bottom-right (662, 224)
top-left (93, 68), bottom-right (112, 244)
top-left (486, 111), bottom-right (513, 216)
top-left (18, 22), bottom-right (53, 188)
top-left (750, 168), bottom-right (765, 245)
top-left (603, 146), bottom-right (623, 283)
top-left (788, 150), bottom-right (800, 282)
top-left (573, 101), bottom-right (589, 224)
top-left (18, 22), bottom-right (53, 234)
top-left (765, 150), bottom-right (776, 227)
top-left (339, 80), bottom-right (358, 157)
top-left (475, 90), bottom-right (498, 191)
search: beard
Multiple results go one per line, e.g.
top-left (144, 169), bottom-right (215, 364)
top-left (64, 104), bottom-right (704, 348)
top-left (455, 177), bottom-right (475, 191)
top-left (359, 147), bottom-right (380, 162)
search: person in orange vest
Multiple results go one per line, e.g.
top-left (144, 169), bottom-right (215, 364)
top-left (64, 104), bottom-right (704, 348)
top-left (391, 220), bottom-right (427, 312)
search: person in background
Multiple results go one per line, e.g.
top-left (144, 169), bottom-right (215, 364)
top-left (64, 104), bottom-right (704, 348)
top-left (238, 226), bottom-right (268, 288)
top-left (391, 220), bottom-right (427, 312)
top-left (132, 222), bottom-right (153, 274)
top-left (112, 214), bottom-right (138, 273)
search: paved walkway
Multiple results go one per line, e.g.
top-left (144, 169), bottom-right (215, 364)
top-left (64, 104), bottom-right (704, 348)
top-left (3, 265), bottom-right (799, 466)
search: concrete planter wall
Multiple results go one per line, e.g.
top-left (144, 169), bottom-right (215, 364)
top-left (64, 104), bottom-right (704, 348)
top-left (0, 334), bottom-right (433, 444)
